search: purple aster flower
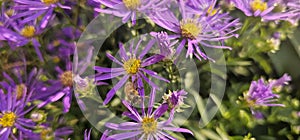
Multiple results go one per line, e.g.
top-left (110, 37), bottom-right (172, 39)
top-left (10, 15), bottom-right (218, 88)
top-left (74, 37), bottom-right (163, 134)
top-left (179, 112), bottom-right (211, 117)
top-left (232, 0), bottom-right (297, 22)
top-left (1, 21), bottom-right (45, 61)
top-left (245, 74), bottom-right (291, 112)
top-left (151, 31), bottom-right (177, 60)
top-left (149, 2), bottom-right (240, 61)
top-left (37, 60), bottom-right (73, 113)
top-left (94, 38), bottom-right (169, 104)
top-left (180, 0), bottom-right (221, 16)
top-left (105, 88), bottom-right (193, 139)
top-left (91, 0), bottom-right (168, 25)
top-left (12, 0), bottom-right (71, 29)
top-left (38, 47), bottom-right (97, 113)
top-left (0, 87), bottom-right (36, 139)
top-left (0, 67), bottom-right (48, 102)
top-left (163, 90), bottom-right (187, 111)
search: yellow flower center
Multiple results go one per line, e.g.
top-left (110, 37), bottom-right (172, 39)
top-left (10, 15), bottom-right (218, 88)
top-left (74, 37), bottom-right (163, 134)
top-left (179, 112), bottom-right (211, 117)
top-left (40, 128), bottom-right (54, 140)
top-left (142, 117), bottom-right (157, 134)
top-left (21, 26), bottom-right (35, 38)
top-left (15, 84), bottom-right (26, 100)
top-left (0, 112), bottom-right (17, 127)
top-left (180, 19), bottom-right (202, 40)
top-left (41, 0), bottom-right (58, 5)
top-left (123, 0), bottom-right (141, 10)
top-left (60, 71), bottom-right (73, 87)
top-left (207, 6), bottom-right (218, 16)
top-left (123, 59), bottom-right (141, 74)
top-left (250, 0), bottom-right (268, 12)
top-left (0, 22), bottom-right (3, 26)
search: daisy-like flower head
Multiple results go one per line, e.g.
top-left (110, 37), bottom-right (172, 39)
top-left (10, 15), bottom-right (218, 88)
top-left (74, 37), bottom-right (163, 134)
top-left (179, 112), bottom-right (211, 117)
top-left (90, 0), bottom-right (169, 25)
top-left (37, 47), bottom-right (99, 113)
top-left (0, 87), bottom-right (36, 139)
top-left (182, 0), bottom-right (221, 17)
top-left (12, 0), bottom-right (71, 29)
top-left (149, 4), bottom-right (240, 61)
top-left (105, 88), bottom-right (193, 139)
top-left (245, 73), bottom-right (291, 107)
top-left (0, 2), bottom-right (45, 61)
top-left (0, 20), bottom-right (46, 61)
top-left (94, 38), bottom-right (169, 105)
top-left (0, 67), bottom-right (47, 101)
top-left (37, 60), bottom-right (74, 113)
top-left (232, 0), bottom-right (298, 22)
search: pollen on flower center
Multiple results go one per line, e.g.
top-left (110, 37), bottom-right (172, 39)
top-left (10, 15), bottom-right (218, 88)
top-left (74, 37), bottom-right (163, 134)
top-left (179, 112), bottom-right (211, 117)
top-left (123, 0), bottom-right (141, 10)
top-left (41, 0), bottom-right (58, 5)
top-left (21, 26), bottom-right (35, 38)
top-left (15, 84), bottom-right (26, 100)
top-left (250, 0), bottom-right (268, 12)
top-left (123, 58), bottom-right (141, 74)
top-left (180, 19), bottom-right (202, 40)
top-left (142, 117), bottom-right (157, 134)
top-left (0, 112), bottom-right (17, 127)
top-left (60, 71), bottom-right (73, 87)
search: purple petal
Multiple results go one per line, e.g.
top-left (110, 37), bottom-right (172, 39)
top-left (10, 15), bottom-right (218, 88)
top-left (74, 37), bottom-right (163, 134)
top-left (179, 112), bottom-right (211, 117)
top-left (103, 75), bottom-right (129, 105)
top-left (105, 122), bottom-right (141, 130)
top-left (108, 131), bottom-right (142, 140)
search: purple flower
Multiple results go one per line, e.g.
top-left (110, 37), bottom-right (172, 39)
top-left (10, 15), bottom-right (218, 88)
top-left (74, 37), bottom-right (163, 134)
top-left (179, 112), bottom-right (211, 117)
top-left (245, 74), bottom-right (291, 108)
top-left (91, 0), bottom-right (168, 25)
top-left (38, 47), bottom-right (96, 113)
top-left (181, 0), bottom-right (221, 16)
top-left (94, 39), bottom-right (169, 104)
top-left (149, 2), bottom-right (240, 61)
top-left (0, 2), bottom-right (45, 61)
top-left (232, 0), bottom-right (297, 22)
top-left (163, 90), bottom-right (187, 111)
top-left (12, 0), bottom-right (71, 29)
top-left (0, 67), bottom-right (48, 102)
top-left (105, 88), bottom-right (193, 139)
top-left (37, 61), bottom-right (73, 113)
top-left (151, 31), bottom-right (177, 60)
top-left (0, 87), bottom-right (36, 139)
top-left (0, 20), bottom-right (45, 61)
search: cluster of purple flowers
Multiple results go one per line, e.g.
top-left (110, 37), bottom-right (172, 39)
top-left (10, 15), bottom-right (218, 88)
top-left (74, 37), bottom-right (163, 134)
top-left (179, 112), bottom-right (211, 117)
top-left (232, 0), bottom-right (300, 23)
top-left (0, 0), bottom-right (298, 139)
